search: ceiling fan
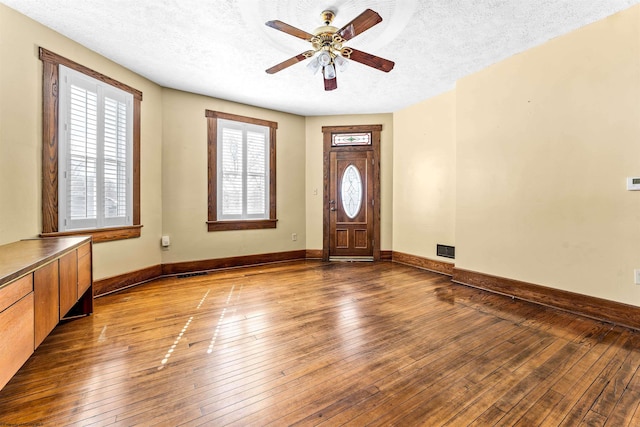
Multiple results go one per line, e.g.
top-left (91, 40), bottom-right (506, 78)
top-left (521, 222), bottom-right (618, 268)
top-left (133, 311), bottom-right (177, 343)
top-left (265, 9), bottom-right (395, 91)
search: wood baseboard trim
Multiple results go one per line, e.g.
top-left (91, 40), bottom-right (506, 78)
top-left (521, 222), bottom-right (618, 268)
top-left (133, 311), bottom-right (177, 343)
top-left (380, 250), bottom-right (393, 261)
top-left (452, 268), bottom-right (640, 331)
top-left (161, 250), bottom-right (307, 276)
top-left (94, 264), bottom-right (162, 297)
top-left (306, 250), bottom-right (323, 259)
top-left (392, 251), bottom-right (454, 276)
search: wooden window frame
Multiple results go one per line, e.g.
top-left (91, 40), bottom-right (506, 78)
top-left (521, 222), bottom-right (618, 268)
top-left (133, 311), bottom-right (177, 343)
top-left (39, 48), bottom-right (143, 243)
top-left (206, 110), bottom-right (277, 231)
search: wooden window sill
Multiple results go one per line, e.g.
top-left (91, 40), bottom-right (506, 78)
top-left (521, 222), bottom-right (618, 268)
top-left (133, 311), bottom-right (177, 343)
top-left (207, 219), bottom-right (277, 232)
top-left (41, 225), bottom-right (142, 243)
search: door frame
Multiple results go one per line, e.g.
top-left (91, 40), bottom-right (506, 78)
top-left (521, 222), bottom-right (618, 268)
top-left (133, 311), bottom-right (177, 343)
top-left (322, 124), bottom-right (382, 261)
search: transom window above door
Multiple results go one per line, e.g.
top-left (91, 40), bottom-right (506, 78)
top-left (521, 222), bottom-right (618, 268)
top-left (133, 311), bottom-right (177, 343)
top-left (332, 132), bottom-right (371, 146)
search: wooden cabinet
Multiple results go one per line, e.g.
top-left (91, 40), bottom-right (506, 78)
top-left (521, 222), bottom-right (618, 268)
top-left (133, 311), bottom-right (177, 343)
top-left (0, 237), bottom-right (92, 391)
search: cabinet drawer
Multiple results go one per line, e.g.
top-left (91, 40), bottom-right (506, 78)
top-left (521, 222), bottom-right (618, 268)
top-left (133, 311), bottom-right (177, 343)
top-left (0, 293), bottom-right (34, 390)
top-left (0, 275), bottom-right (33, 313)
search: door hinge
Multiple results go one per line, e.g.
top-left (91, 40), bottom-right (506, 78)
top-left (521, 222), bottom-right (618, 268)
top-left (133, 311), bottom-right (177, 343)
top-left (372, 199), bottom-right (374, 207)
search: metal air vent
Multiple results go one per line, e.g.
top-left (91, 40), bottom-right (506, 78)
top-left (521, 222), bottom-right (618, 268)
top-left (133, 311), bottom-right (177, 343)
top-left (437, 244), bottom-right (455, 259)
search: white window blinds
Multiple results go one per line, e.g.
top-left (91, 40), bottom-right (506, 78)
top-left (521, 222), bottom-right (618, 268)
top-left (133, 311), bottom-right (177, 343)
top-left (58, 65), bottom-right (133, 231)
top-left (217, 119), bottom-right (269, 220)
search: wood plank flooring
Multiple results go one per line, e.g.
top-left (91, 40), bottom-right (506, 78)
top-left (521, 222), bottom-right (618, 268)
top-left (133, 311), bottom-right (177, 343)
top-left (0, 260), bottom-right (639, 426)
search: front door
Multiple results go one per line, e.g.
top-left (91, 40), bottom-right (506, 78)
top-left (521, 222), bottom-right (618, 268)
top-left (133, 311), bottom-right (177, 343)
top-left (322, 125), bottom-right (381, 261)
top-left (329, 150), bottom-right (373, 259)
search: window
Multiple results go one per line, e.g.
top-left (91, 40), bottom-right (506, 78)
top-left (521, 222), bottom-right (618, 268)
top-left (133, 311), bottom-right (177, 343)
top-left (40, 48), bottom-right (142, 243)
top-left (58, 65), bottom-right (133, 231)
top-left (206, 110), bottom-right (277, 231)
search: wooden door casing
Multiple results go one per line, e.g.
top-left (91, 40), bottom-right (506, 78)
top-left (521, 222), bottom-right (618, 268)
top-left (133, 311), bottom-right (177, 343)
top-left (322, 124), bottom-right (382, 261)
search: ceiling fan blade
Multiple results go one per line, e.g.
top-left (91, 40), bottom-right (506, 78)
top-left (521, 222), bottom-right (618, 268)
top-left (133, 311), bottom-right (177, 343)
top-left (324, 76), bottom-right (337, 91)
top-left (265, 20), bottom-right (315, 41)
top-left (345, 48), bottom-right (395, 73)
top-left (337, 9), bottom-right (383, 41)
top-left (266, 51), bottom-right (314, 74)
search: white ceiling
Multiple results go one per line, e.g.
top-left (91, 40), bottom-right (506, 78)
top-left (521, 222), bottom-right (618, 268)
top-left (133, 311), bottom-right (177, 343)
top-left (2, 0), bottom-right (639, 116)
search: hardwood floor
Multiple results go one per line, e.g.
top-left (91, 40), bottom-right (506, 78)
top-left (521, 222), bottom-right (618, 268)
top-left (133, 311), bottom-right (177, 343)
top-left (0, 261), bottom-right (639, 426)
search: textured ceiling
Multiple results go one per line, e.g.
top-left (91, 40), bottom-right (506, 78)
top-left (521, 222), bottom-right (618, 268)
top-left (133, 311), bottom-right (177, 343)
top-left (2, 0), bottom-right (639, 116)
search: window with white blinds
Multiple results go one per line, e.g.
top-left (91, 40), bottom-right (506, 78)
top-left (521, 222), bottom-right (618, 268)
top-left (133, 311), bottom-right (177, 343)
top-left (58, 65), bottom-right (133, 231)
top-left (217, 119), bottom-right (269, 220)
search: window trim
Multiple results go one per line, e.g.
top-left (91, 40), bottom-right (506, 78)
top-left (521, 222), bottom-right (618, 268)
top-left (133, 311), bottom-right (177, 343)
top-left (39, 48), bottom-right (142, 243)
top-left (206, 110), bottom-right (277, 231)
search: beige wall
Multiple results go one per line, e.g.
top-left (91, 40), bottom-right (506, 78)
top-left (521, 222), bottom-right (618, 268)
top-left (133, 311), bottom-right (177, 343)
top-left (0, 4), bottom-right (164, 280)
top-left (305, 114), bottom-right (394, 252)
top-left (456, 5), bottom-right (640, 305)
top-left (392, 91), bottom-right (456, 260)
top-left (160, 89), bottom-right (306, 263)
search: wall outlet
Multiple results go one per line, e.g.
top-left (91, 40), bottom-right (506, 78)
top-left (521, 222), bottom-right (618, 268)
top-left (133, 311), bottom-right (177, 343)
top-left (291, 233), bottom-right (297, 241)
top-left (635, 269), bottom-right (640, 285)
top-left (161, 235), bottom-right (170, 247)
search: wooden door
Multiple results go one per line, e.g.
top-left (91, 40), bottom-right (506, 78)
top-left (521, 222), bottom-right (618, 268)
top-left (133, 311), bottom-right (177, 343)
top-left (322, 125), bottom-right (381, 261)
top-left (329, 151), bottom-right (374, 259)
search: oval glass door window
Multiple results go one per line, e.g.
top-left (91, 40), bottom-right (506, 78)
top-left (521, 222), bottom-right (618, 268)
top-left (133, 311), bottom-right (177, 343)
top-left (341, 164), bottom-right (363, 218)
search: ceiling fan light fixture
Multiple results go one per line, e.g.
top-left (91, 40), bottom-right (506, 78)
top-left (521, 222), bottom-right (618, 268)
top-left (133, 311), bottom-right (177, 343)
top-left (317, 51), bottom-right (332, 67)
top-left (306, 56), bottom-right (321, 75)
top-left (334, 54), bottom-right (348, 72)
top-left (323, 63), bottom-right (336, 80)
